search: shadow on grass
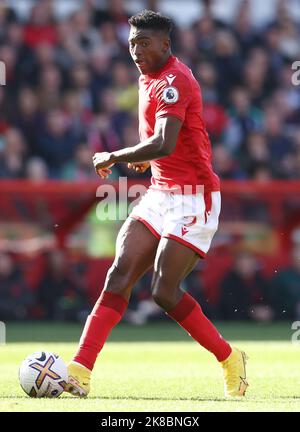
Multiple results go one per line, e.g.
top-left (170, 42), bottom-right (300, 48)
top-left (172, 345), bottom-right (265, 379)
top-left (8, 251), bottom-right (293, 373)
top-left (5, 321), bottom-right (294, 343)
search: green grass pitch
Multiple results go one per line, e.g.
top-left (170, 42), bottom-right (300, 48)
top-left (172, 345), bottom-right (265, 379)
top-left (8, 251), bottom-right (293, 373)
top-left (1, 321), bottom-right (300, 412)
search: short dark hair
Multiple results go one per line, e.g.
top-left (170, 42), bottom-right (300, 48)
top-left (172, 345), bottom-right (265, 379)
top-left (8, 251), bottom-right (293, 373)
top-left (128, 10), bottom-right (173, 36)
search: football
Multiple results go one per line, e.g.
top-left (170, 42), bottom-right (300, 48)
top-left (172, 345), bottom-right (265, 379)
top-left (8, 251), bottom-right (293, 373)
top-left (19, 351), bottom-right (68, 398)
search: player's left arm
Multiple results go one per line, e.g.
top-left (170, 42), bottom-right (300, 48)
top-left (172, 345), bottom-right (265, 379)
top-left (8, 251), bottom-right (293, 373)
top-left (93, 116), bottom-right (182, 176)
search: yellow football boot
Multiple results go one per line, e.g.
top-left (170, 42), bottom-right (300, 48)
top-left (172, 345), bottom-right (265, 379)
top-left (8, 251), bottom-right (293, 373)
top-left (64, 361), bottom-right (91, 398)
top-left (221, 347), bottom-right (249, 397)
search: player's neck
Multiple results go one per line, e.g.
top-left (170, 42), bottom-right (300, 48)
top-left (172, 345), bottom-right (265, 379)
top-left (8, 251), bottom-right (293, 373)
top-left (147, 52), bottom-right (174, 76)
top-left (156, 51), bottom-right (172, 70)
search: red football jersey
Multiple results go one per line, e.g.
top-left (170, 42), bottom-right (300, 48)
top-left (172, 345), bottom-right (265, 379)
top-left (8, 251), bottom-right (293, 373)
top-left (138, 55), bottom-right (220, 193)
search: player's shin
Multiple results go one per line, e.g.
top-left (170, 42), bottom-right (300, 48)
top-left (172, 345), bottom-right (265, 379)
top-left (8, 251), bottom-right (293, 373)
top-left (73, 291), bottom-right (128, 371)
top-left (167, 292), bottom-right (232, 362)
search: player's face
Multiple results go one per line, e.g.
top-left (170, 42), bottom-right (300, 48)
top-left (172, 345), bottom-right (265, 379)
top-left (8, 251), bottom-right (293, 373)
top-left (128, 27), bottom-right (170, 74)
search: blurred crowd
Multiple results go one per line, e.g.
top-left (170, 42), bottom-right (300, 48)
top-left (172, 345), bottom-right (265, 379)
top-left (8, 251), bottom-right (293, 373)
top-left (0, 250), bottom-right (91, 322)
top-left (112, 244), bottom-right (300, 324)
top-left (0, 0), bottom-right (299, 181)
top-left (2, 246), bottom-right (300, 323)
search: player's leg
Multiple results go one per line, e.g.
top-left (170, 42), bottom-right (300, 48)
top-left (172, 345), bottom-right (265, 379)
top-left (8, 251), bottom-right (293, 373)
top-left (151, 238), bottom-right (248, 397)
top-left (74, 217), bottom-right (159, 368)
top-left (151, 237), bottom-right (232, 359)
top-left (66, 218), bottom-right (159, 396)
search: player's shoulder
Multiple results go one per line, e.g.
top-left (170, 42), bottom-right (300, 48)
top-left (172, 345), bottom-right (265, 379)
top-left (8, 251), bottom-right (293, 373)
top-left (155, 68), bottom-right (196, 105)
top-left (157, 58), bottom-right (197, 91)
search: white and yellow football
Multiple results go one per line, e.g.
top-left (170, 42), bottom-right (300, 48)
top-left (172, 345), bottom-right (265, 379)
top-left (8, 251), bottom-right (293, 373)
top-left (19, 351), bottom-right (68, 398)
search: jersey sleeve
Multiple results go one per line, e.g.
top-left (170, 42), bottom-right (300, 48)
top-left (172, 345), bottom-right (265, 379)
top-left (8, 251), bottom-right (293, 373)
top-left (154, 72), bottom-right (191, 122)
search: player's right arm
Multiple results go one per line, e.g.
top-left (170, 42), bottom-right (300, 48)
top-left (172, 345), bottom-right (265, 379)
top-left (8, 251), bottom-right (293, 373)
top-left (93, 116), bottom-right (182, 176)
top-left (93, 72), bottom-right (192, 177)
top-left (112, 115), bottom-right (182, 161)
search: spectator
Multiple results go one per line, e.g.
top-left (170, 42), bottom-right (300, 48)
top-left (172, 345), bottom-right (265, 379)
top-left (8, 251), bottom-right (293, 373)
top-left (0, 128), bottom-right (27, 178)
top-left (111, 61), bottom-right (138, 114)
top-left (269, 246), bottom-right (300, 320)
top-left (264, 107), bottom-right (294, 178)
top-left (0, 87), bottom-right (10, 134)
top-left (233, 0), bottom-right (259, 55)
top-left (88, 112), bottom-right (121, 158)
top-left (219, 251), bottom-right (272, 321)
top-left (212, 145), bottom-right (245, 180)
top-left (242, 132), bottom-right (270, 178)
top-left (94, 0), bottom-right (130, 49)
top-left (98, 87), bottom-right (132, 139)
top-left (36, 109), bottom-right (78, 178)
top-left (56, 18), bottom-right (87, 68)
top-left (69, 62), bottom-right (93, 111)
top-left (13, 87), bottom-right (43, 156)
top-left (176, 27), bottom-right (200, 67)
top-left (62, 90), bottom-right (93, 141)
top-left (5, 22), bottom-right (35, 86)
top-left (98, 21), bottom-right (122, 58)
top-left (197, 61), bottom-right (228, 141)
top-left (193, 14), bottom-right (216, 56)
top-left (70, 8), bottom-right (100, 54)
top-left (0, 252), bottom-right (33, 320)
top-left (38, 64), bottom-right (62, 111)
top-left (250, 161), bottom-right (273, 182)
top-left (23, 1), bottom-right (57, 48)
top-left (0, 3), bottom-right (17, 38)
top-left (26, 157), bottom-right (49, 182)
top-left (264, 24), bottom-right (286, 74)
top-left (277, 14), bottom-right (299, 60)
top-left (89, 47), bottom-right (112, 109)
top-left (62, 143), bottom-right (95, 181)
top-left (37, 250), bottom-right (90, 322)
top-left (224, 87), bottom-right (263, 154)
top-left (196, 61), bottom-right (218, 103)
top-left (214, 30), bottom-right (242, 104)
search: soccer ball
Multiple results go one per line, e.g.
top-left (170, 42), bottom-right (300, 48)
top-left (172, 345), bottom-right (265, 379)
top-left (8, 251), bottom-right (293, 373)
top-left (19, 351), bottom-right (68, 398)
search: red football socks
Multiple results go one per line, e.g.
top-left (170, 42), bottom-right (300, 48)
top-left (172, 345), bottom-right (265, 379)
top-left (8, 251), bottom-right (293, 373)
top-left (167, 292), bottom-right (232, 362)
top-left (73, 291), bottom-right (128, 370)
top-left (73, 290), bottom-right (231, 370)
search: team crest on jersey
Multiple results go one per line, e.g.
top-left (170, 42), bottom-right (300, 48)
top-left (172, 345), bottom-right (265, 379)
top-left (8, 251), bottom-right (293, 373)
top-left (162, 86), bottom-right (179, 104)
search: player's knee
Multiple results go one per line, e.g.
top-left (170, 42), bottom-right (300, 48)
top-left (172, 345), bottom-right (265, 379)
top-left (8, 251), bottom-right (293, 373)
top-left (152, 280), bottom-right (177, 310)
top-left (104, 264), bottom-right (132, 297)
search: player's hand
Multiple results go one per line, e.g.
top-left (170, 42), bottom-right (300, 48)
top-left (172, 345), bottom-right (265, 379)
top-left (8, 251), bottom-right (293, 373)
top-left (93, 152), bottom-right (115, 178)
top-left (127, 161), bottom-right (150, 173)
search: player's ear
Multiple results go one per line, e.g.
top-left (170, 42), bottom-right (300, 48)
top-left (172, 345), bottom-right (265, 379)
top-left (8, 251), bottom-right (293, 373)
top-left (161, 36), bottom-right (170, 53)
